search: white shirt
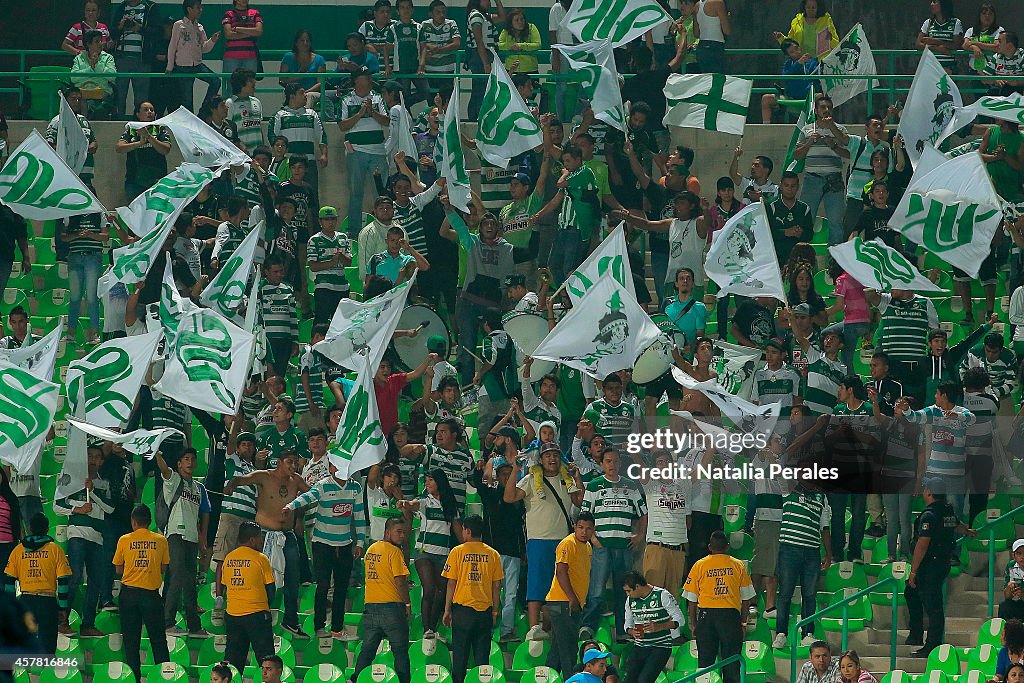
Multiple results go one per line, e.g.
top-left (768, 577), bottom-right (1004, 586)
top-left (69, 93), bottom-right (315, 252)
top-left (548, 3), bottom-right (575, 46)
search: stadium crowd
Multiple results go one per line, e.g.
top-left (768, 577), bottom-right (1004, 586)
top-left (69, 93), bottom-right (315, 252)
top-left (3, 1), bottom-right (1024, 683)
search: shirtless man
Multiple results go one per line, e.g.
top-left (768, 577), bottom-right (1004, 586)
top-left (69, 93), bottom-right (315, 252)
top-left (224, 449), bottom-right (311, 638)
top-left (675, 337), bottom-right (720, 417)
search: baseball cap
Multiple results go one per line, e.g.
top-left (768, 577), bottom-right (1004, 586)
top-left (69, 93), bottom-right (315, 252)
top-left (237, 431), bottom-right (257, 444)
top-left (765, 337), bottom-right (786, 351)
top-left (791, 303), bottom-right (811, 317)
top-left (822, 322), bottom-right (844, 340)
top-left (583, 649), bottom-right (611, 665)
top-left (319, 206), bottom-right (339, 219)
top-left (540, 441), bottom-right (561, 456)
top-left (510, 172), bottom-right (532, 186)
top-left (928, 328), bottom-right (948, 341)
top-left (354, 65), bottom-right (374, 79)
top-left (495, 426), bottom-right (521, 449)
top-left (426, 334), bottom-right (448, 353)
top-left (504, 274), bottom-right (526, 288)
top-left (1014, 539), bottom-right (1024, 553)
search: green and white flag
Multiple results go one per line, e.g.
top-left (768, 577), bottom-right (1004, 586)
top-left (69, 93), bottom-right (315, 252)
top-left (0, 358), bottom-right (60, 472)
top-left (889, 151), bottom-right (1003, 279)
top-left (564, 222), bottom-right (635, 304)
top-left (56, 91), bottom-right (89, 176)
top-left (783, 91), bottom-right (815, 173)
top-left (663, 73), bottom-right (752, 136)
top-left (435, 86), bottom-right (472, 212)
top-left (201, 222), bottom-right (261, 319)
top-left (0, 129), bottom-right (105, 220)
top-left (532, 270), bottom-right (661, 379)
top-left (154, 306), bottom-right (255, 414)
top-left (159, 257), bottom-right (196, 351)
top-left (66, 419), bottom-right (183, 460)
top-left (709, 339), bottom-right (762, 400)
top-left (327, 353), bottom-right (386, 480)
top-left (899, 48), bottom-right (962, 165)
top-left (560, 0), bottom-right (670, 47)
top-left (476, 51), bottom-right (544, 169)
top-left (55, 385), bottom-right (89, 502)
top-left (936, 94), bottom-right (1024, 148)
top-left (554, 40), bottom-right (626, 131)
top-left (671, 367), bottom-right (781, 435)
top-left (818, 23), bottom-right (878, 107)
top-left (117, 162), bottom-right (220, 237)
top-left (829, 237), bottom-right (943, 293)
top-left (65, 329), bottom-right (163, 429)
top-left (0, 322), bottom-right (63, 377)
top-left (129, 106), bottom-right (250, 168)
top-left (97, 218), bottom-right (175, 298)
top-left (704, 202), bottom-right (785, 301)
top-left (244, 265), bottom-right (269, 377)
top-left (314, 276), bottom-right (415, 372)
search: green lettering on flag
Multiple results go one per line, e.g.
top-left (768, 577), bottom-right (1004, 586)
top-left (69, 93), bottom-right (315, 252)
top-left (176, 313), bottom-right (237, 408)
top-left (66, 347), bottom-right (133, 424)
top-left (853, 237), bottom-right (917, 289)
top-left (0, 366), bottom-right (57, 449)
top-left (564, 0), bottom-right (669, 46)
top-left (0, 149), bottom-right (94, 213)
top-left (478, 75), bottom-right (540, 148)
top-left (333, 384), bottom-right (384, 460)
top-left (904, 194), bottom-right (998, 253)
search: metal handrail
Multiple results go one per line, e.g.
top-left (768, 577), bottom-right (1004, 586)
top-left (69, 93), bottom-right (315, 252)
top-left (954, 502), bottom-right (1024, 619)
top-left (674, 653), bottom-right (747, 683)
top-left (789, 576), bottom-right (901, 683)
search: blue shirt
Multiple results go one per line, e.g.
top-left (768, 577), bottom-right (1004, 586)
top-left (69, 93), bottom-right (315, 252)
top-left (566, 674), bottom-right (604, 683)
top-left (367, 251), bottom-right (415, 284)
top-left (338, 51), bottom-right (380, 74)
top-left (781, 57), bottom-right (818, 100)
top-left (280, 51), bottom-right (328, 91)
top-left (663, 296), bottom-right (708, 348)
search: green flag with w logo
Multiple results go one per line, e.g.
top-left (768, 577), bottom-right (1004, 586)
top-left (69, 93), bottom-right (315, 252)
top-left (0, 129), bottom-right (104, 220)
top-left (476, 52), bottom-right (544, 169)
top-left (66, 329), bottom-right (163, 428)
top-left (98, 218), bottom-right (176, 298)
top-left (829, 237), bottom-right (943, 293)
top-left (435, 84), bottom-right (472, 212)
top-left (560, 0), bottom-right (670, 47)
top-left (0, 358), bottom-right (59, 463)
top-left (201, 222), bottom-right (261, 320)
top-left (327, 353), bottom-right (386, 480)
top-left (554, 40), bottom-right (626, 132)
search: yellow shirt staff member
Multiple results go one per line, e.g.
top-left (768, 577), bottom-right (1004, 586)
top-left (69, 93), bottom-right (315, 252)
top-left (545, 513), bottom-right (595, 681)
top-left (4, 513), bottom-right (68, 655)
top-left (220, 521), bottom-right (277, 674)
top-left (682, 530), bottom-right (756, 683)
top-left (442, 515), bottom-right (504, 680)
top-left (353, 518), bottom-right (413, 683)
top-left (113, 505), bottom-right (170, 681)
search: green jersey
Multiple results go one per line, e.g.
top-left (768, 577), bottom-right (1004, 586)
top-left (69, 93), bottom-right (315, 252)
top-left (625, 586), bottom-right (685, 648)
top-left (359, 19), bottom-right (396, 68)
top-left (583, 399), bottom-right (638, 452)
top-left (423, 445), bottom-right (475, 509)
top-left (500, 192), bottom-right (543, 249)
top-left (256, 424), bottom-right (310, 469)
top-left (307, 230), bottom-right (352, 293)
top-left (558, 165), bottom-right (600, 241)
top-left (581, 475), bottom-right (647, 549)
top-left (392, 20), bottom-right (420, 74)
top-left (221, 453), bottom-right (258, 520)
top-left (419, 19), bottom-right (460, 72)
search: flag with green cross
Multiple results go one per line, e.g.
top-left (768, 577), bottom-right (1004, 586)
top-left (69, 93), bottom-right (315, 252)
top-left (663, 74), bottom-right (752, 136)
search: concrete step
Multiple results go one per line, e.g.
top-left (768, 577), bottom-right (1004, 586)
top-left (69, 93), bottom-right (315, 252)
top-left (861, 655), bottom-right (929, 674)
top-left (858, 628), bottom-right (978, 649)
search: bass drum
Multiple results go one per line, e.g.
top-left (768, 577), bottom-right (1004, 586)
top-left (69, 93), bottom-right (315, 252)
top-left (390, 304), bottom-right (452, 372)
top-left (632, 314), bottom-right (689, 385)
top-left (503, 312), bottom-right (556, 382)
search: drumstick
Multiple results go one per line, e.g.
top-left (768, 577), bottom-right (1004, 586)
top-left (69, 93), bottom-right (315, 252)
top-left (416, 320), bottom-right (431, 330)
top-left (461, 345), bottom-right (487, 365)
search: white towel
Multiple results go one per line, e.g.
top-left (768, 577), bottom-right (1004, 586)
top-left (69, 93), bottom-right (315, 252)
top-left (263, 530), bottom-right (286, 588)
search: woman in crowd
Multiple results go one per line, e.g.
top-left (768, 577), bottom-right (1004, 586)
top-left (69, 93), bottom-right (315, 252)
top-left (63, 0), bottom-right (112, 57)
top-left (498, 9), bottom-right (541, 74)
top-left (772, 0), bottom-right (839, 59)
top-left (279, 30), bottom-right (328, 109)
top-left (838, 651), bottom-right (878, 683)
top-left (71, 30), bottom-right (118, 119)
top-left (916, 0), bottom-right (963, 74)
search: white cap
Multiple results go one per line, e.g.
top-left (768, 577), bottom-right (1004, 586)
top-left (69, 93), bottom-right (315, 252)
top-left (1013, 539), bottom-right (1024, 553)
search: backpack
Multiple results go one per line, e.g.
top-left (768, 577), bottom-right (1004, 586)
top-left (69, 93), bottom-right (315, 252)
top-left (154, 476), bottom-right (186, 532)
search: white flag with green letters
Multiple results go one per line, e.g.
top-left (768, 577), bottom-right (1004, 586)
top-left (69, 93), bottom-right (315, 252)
top-left (476, 52), bottom-right (544, 169)
top-left (117, 162), bottom-right (221, 237)
top-left (663, 74), bottom-right (752, 136)
top-left (818, 24), bottom-right (878, 107)
top-left (560, 0), bottom-right (670, 47)
top-left (0, 358), bottom-right (60, 472)
top-left (56, 91), bottom-right (89, 176)
top-left (97, 219), bottom-right (176, 298)
top-left (889, 151), bottom-right (1003, 279)
top-left (327, 353), bottom-right (386, 480)
top-left (315, 276), bottom-right (415, 372)
top-left (65, 329), bottom-right (163, 429)
top-left (66, 419), bottom-right (183, 460)
top-left (128, 106), bottom-right (250, 169)
top-left (829, 237), bottom-right (943, 293)
top-left (0, 129), bottom-right (105, 220)
top-left (564, 222), bottom-right (636, 304)
top-left (435, 86), bottom-right (472, 212)
top-left (201, 222), bottom-right (261, 319)
top-left (553, 40), bottom-right (626, 132)
top-left (936, 94), bottom-right (1024, 148)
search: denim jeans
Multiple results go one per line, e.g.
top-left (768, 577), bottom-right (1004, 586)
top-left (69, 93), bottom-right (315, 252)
top-left (827, 492), bottom-right (866, 561)
top-left (67, 536), bottom-right (107, 629)
top-left (114, 54), bottom-right (150, 117)
top-left (775, 543), bottom-right (820, 638)
top-left (841, 321), bottom-right (871, 374)
top-left (455, 297), bottom-right (487, 385)
top-left (545, 602), bottom-right (581, 680)
top-left (346, 150), bottom-right (389, 237)
top-left (548, 228), bottom-right (585, 287)
top-left (451, 604), bottom-right (493, 683)
top-left (800, 173), bottom-right (846, 245)
top-left (881, 492), bottom-right (913, 560)
top-left (467, 51), bottom-right (489, 120)
top-left (581, 545), bottom-right (632, 633)
top-left (68, 251), bottom-right (102, 333)
top-left (171, 63), bottom-right (220, 112)
top-left (499, 555), bottom-right (521, 637)
top-left (353, 603), bottom-right (411, 683)
top-left (278, 530), bottom-right (302, 629)
top-left (651, 247), bottom-right (669, 303)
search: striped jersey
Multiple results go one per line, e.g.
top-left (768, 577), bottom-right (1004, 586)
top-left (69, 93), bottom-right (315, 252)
top-left (393, 182), bottom-right (441, 257)
top-left (904, 405), bottom-right (976, 477)
top-left (116, 2), bottom-right (151, 55)
top-left (466, 9), bottom-right (500, 51)
top-left (54, 478), bottom-right (114, 544)
top-left (962, 391), bottom-right (998, 460)
top-left (962, 347), bottom-right (1017, 401)
top-left (825, 401), bottom-right (879, 472)
top-left (226, 95), bottom-right (265, 151)
top-left (625, 586), bottom-right (685, 648)
top-left (582, 399), bottom-right (638, 453)
top-left (920, 17), bottom-right (964, 69)
top-left (213, 221), bottom-right (247, 263)
top-left (415, 494), bottom-right (453, 555)
top-left (269, 107), bottom-right (327, 159)
top-left (46, 113), bottom-right (95, 179)
top-left (778, 492), bottom-right (831, 549)
top-left (423, 445), bottom-right (475, 509)
top-left (419, 19), bottom-right (461, 72)
top-left (479, 161), bottom-right (515, 213)
top-left (288, 478), bottom-right (368, 547)
top-left (151, 392), bottom-right (190, 445)
top-left (580, 476), bottom-right (648, 549)
top-left (557, 165), bottom-right (600, 241)
top-left (984, 47), bottom-right (1024, 77)
top-left (294, 345), bottom-right (325, 413)
top-left (752, 364), bottom-right (801, 416)
top-left (260, 280), bottom-right (297, 342)
top-left (367, 487), bottom-right (403, 542)
top-left (877, 293), bottom-right (937, 362)
top-left (751, 451), bottom-right (784, 521)
top-left (880, 420), bottom-right (921, 478)
top-left (340, 91), bottom-right (388, 154)
top-left (643, 478), bottom-right (689, 545)
top-left (392, 20), bottom-right (420, 73)
top-left (802, 348), bottom-right (847, 415)
top-left (359, 19), bottom-right (396, 67)
top-left (307, 230), bottom-right (352, 293)
top-left (221, 452), bottom-right (258, 520)
top-left (66, 213), bottom-right (106, 255)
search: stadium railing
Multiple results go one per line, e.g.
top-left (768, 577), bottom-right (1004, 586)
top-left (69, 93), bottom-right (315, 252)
top-left (0, 47), bottom-right (1009, 120)
top-left (954, 501), bottom-right (1024, 620)
top-left (789, 577), bottom-right (900, 683)
top-left (675, 653), bottom-right (747, 683)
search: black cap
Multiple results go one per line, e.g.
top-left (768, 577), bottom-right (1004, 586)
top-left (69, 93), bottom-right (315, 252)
top-left (494, 426), bottom-right (521, 449)
top-left (504, 274), bottom-right (526, 288)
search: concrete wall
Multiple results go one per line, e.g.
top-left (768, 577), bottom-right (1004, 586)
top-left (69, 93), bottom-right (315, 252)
top-left (7, 119), bottom-right (805, 217)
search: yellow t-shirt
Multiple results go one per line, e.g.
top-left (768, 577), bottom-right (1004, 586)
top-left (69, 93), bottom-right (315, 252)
top-left (364, 540), bottom-right (410, 604)
top-left (113, 529), bottom-right (169, 591)
top-left (545, 534), bottom-right (592, 604)
top-left (223, 545), bottom-right (275, 617)
top-left (5, 540), bottom-right (71, 595)
top-left (441, 541), bottom-right (504, 612)
top-left (682, 553), bottom-right (756, 611)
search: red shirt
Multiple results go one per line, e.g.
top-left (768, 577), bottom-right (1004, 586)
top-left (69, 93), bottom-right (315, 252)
top-left (222, 8), bottom-right (261, 60)
top-left (374, 373), bottom-right (409, 434)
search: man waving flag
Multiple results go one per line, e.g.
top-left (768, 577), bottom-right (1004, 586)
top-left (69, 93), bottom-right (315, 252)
top-left (476, 51), bottom-right (544, 168)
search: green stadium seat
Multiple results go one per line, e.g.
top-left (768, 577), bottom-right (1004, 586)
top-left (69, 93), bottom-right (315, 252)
top-left (879, 672), bottom-right (915, 683)
top-left (356, 665), bottom-right (399, 683)
top-left (55, 633), bottom-right (83, 661)
top-left (275, 634), bottom-right (298, 668)
top-left (670, 641), bottom-right (699, 672)
top-left (409, 638), bottom-right (453, 671)
top-left (32, 237), bottom-right (57, 265)
top-left (729, 531), bottom-right (755, 561)
top-left (919, 672), bottom-right (950, 683)
top-left (722, 505), bottom-right (746, 534)
top-left (868, 561), bottom-right (909, 606)
top-left (822, 561), bottom-right (868, 593)
top-left (926, 645), bottom-right (961, 676)
top-left (39, 667), bottom-right (83, 683)
top-left (965, 644), bottom-right (999, 677)
top-left (32, 262), bottom-right (69, 288)
top-left (741, 640), bottom-right (775, 683)
top-left (90, 633), bottom-right (126, 664)
top-left (200, 606), bottom-right (226, 634)
top-left (966, 509), bottom-right (1014, 552)
top-left (512, 639), bottom-right (549, 671)
top-left (516, 668), bottom-right (561, 683)
top-left (197, 634), bottom-right (229, 665)
top-left (821, 588), bottom-right (870, 632)
top-left (674, 673), bottom-right (721, 683)
top-left (7, 262), bottom-right (33, 290)
top-left (1, 289), bottom-right (28, 317)
top-left (141, 663), bottom-right (188, 683)
top-left (304, 663), bottom-right (345, 683)
top-left (464, 666), bottom-right (506, 683)
top-left (13, 669), bottom-right (30, 683)
top-left (303, 636), bottom-right (349, 668)
top-left (954, 671), bottom-right (987, 683)
top-left (413, 665), bottom-right (453, 683)
top-left (92, 663), bottom-right (134, 683)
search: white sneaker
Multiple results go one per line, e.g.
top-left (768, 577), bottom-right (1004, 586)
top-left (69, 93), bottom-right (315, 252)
top-left (801, 634), bottom-right (818, 647)
top-left (772, 633), bottom-right (787, 649)
top-left (525, 625), bottom-right (549, 641)
top-left (762, 607), bottom-right (777, 619)
top-left (423, 630), bottom-right (437, 640)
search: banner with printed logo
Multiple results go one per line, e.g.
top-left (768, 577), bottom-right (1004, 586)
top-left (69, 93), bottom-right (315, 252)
top-left (201, 222), bottom-right (261, 319)
top-left (66, 419), bottom-right (183, 459)
top-left (56, 91), bottom-right (89, 176)
top-left (708, 339), bottom-right (763, 401)
top-left (899, 48), bottom-right (962, 165)
top-left (66, 329), bottom-right (163, 429)
top-left (936, 94), bottom-right (1024, 148)
top-left (0, 358), bottom-right (60, 472)
top-left (671, 367), bottom-right (781, 435)
top-left (704, 202), bottom-right (785, 301)
top-left (129, 106), bottom-right (250, 168)
top-left (829, 237), bottom-right (943, 293)
top-left (818, 23), bottom-right (878, 107)
top-left (476, 51), bottom-right (544, 169)
top-left (564, 222), bottom-right (636, 304)
top-left (98, 219), bottom-right (175, 298)
top-left (0, 129), bottom-right (105, 220)
top-left (327, 353), bottom-right (386, 479)
top-left (116, 162), bottom-right (220, 237)
top-left (0, 323), bottom-right (63, 377)
top-left (560, 0), bottom-right (671, 47)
